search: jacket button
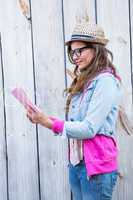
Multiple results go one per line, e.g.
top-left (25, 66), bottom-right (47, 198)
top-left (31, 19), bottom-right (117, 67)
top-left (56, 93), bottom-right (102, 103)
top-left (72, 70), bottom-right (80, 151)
top-left (72, 105), bottom-right (75, 108)
top-left (70, 118), bottom-right (74, 121)
top-left (110, 131), bottom-right (113, 135)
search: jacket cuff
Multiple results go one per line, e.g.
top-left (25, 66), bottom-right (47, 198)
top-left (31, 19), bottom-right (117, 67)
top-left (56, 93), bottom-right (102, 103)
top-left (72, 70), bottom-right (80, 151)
top-left (51, 118), bottom-right (64, 134)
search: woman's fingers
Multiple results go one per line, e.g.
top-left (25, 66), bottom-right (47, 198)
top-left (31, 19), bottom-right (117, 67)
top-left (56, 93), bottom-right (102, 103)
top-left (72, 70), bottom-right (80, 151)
top-left (26, 109), bottom-right (41, 124)
top-left (26, 110), bottom-right (35, 122)
top-left (27, 112), bottom-right (32, 119)
top-left (26, 107), bottom-right (46, 125)
top-left (26, 106), bottom-right (36, 114)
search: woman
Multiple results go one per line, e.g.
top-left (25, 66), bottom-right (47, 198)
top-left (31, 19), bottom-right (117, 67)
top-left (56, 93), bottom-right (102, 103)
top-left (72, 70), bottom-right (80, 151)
top-left (26, 22), bottom-right (127, 200)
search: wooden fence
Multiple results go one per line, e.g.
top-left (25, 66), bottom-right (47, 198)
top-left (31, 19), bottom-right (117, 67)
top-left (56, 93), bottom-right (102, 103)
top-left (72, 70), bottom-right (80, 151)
top-left (0, 0), bottom-right (133, 200)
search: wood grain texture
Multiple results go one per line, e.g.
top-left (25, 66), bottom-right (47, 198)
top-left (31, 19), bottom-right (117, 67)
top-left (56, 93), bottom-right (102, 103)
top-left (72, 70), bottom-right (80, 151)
top-left (0, 33), bottom-right (8, 200)
top-left (130, 0), bottom-right (133, 101)
top-left (30, 0), bottom-right (70, 199)
top-left (0, 0), bottom-right (132, 199)
top-left (0, 1), bottom-right (40, 200)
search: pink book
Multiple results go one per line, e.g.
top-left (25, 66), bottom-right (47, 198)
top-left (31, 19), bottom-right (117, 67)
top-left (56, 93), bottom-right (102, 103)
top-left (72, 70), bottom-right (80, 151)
top-left (11, 87), bottom-right (40, 112)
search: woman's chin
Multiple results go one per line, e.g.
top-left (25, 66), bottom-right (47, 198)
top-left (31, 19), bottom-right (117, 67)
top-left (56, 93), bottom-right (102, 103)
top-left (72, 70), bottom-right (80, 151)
top-left (78, 64), bottom-right (88, 71)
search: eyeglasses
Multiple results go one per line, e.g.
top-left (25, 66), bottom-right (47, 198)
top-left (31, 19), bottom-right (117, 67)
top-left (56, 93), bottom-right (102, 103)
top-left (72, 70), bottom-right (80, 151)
top-left (68, 45), bottom-right (93, 63)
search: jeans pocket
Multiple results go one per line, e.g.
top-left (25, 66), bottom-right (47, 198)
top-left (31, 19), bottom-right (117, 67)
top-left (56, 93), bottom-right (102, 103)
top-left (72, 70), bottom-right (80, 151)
top-left (111, 171), bottom-right (118, 187)
top-left (90, 174), bottom-right (99, 181)
top-left (89, 174), bottom-right (101, 187)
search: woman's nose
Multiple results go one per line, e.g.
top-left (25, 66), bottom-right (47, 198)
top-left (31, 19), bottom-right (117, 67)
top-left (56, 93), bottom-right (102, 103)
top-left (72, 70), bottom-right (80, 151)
top-left (73, 53), bottom-right (79, 61)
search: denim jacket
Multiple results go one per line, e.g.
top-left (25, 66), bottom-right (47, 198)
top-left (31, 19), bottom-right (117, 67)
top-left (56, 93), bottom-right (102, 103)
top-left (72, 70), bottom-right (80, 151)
top-left (62, 72), bottom-right (122, 140)
top-left (60, 72), bottom-right (122, 176)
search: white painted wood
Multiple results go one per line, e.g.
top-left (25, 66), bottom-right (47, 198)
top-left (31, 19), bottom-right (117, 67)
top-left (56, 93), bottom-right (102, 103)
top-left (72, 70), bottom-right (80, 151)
top-left (0, 0), bottom-right (132, 199)
top-left (30, 0), bottom-right (71, 199)
top-left (0, 35), bottom-right (7, 200)
top-left (0, 1), bottom-right (40, 200)
top-left (97, 1), bottom-right (133, 200)
top-left (130, 0), bottom-right (133, 96)
top-left (64, 0), bottom-right (96, 39)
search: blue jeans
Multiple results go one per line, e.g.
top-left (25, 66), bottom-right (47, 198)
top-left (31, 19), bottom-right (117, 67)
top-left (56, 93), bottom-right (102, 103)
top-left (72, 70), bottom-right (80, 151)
top-left (69, 161), bottom-right (118, 200)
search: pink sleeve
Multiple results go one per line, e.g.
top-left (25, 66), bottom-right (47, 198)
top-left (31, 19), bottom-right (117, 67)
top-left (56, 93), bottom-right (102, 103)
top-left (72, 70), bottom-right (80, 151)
top-left (49, 117), bottom-right (64, 134)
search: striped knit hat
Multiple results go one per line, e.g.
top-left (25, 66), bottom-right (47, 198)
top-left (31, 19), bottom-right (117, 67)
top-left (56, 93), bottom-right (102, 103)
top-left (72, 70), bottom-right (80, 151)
top-left (65, 22), bottom-right (109, 46)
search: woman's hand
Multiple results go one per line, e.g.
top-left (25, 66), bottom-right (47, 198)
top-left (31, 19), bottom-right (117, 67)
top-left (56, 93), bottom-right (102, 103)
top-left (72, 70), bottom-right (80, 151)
top-left (26, 106), bottom-right (53, 129)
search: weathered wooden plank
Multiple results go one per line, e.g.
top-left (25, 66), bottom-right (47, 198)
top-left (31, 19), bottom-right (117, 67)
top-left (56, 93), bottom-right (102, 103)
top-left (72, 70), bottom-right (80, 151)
top-left (130, 0), bottom-right (133, 100)
top-left (97, 1), bottom-right (133, 200)
top-left (64, 0), bottom-right (96, 38)
top-left (0, 1), bottom-right (40, 200)
top-left (0, 1), bottom-right (132, 200)
top-left (0, 33), bottom-right (8, 200)
top-left (30, 0), bottom-right (71, 199)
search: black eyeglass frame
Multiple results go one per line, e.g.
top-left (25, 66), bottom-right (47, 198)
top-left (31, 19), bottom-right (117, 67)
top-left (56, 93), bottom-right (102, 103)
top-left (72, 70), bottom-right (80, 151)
top-left (68, 44), bottom-right (94, 64)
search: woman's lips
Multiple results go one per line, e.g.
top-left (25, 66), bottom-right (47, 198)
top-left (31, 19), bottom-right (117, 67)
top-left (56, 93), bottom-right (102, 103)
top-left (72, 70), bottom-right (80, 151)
top-left (75, 61), bottom-right (82, 65)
